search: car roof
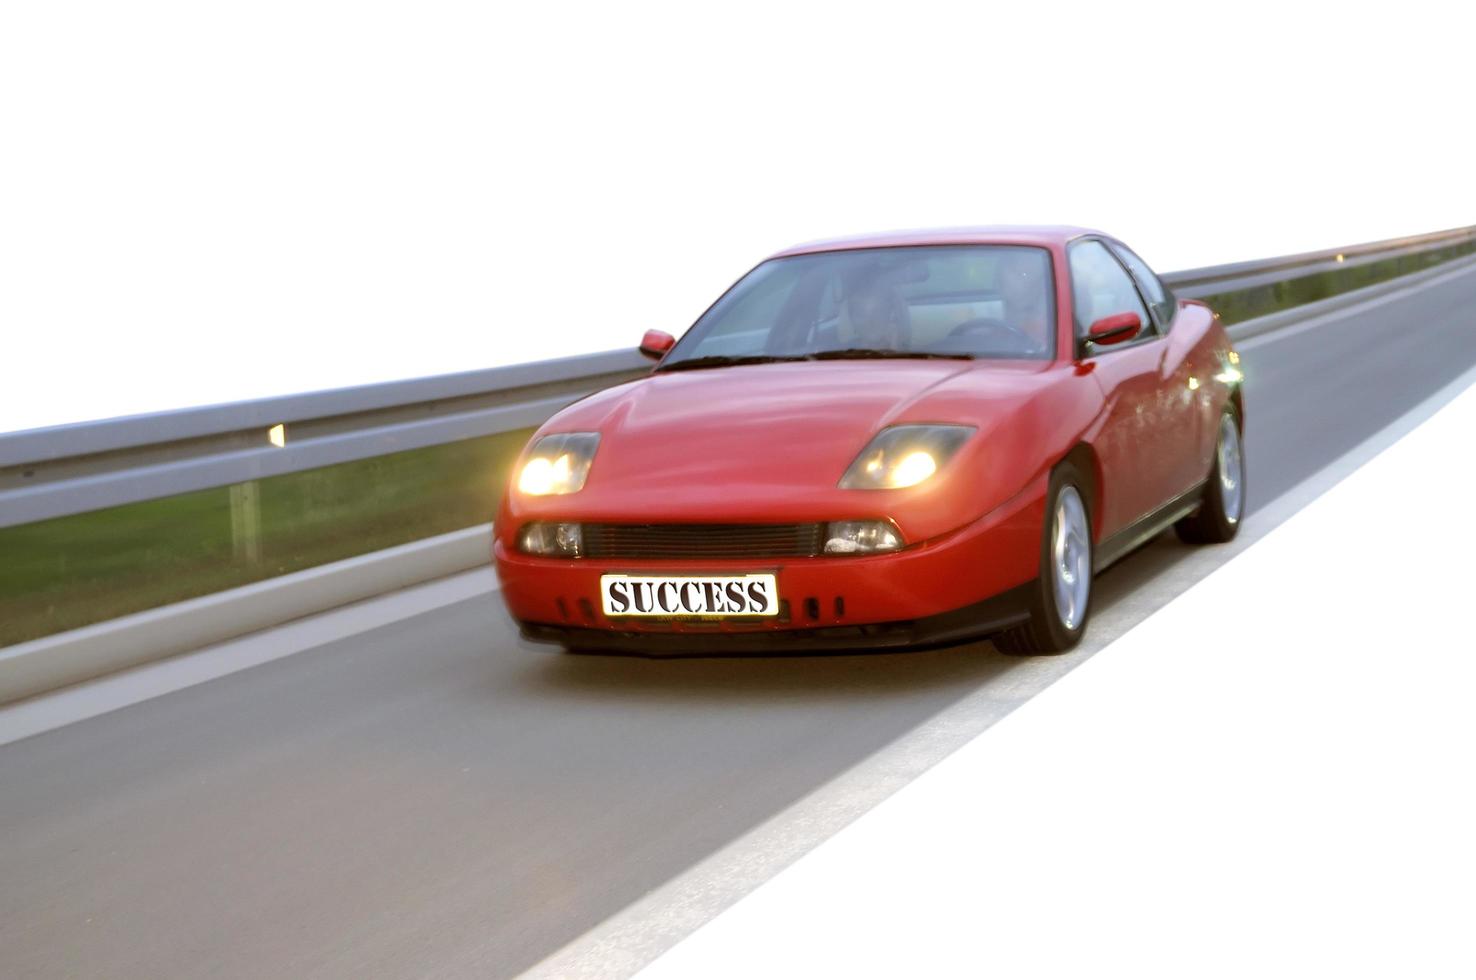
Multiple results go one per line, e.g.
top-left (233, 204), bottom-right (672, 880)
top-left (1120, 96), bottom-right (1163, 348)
top-left (770, 225), bottom-right (1107, 259)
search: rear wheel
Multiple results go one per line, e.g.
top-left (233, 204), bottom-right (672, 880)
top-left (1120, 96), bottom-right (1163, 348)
top-left (1176, 406), bottom-right (1244, 544)
top-left (996, 463), bottom-right (1092, 655)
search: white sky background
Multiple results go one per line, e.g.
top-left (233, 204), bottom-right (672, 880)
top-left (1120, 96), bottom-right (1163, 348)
top-left (1, 1), bottom-right (1470, 433)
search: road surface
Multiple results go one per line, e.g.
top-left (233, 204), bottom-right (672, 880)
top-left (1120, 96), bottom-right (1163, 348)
top-left (3, 264), bottom-right (1475, 978)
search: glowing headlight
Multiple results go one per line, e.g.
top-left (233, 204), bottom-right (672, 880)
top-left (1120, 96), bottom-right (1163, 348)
top-left (517, 432), bottom-right (600, 496)
top-left (840, 425), bottom-right (975, 490)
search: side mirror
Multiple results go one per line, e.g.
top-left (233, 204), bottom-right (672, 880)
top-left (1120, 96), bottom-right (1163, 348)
top-left (639, 329), bottom-right (675, 360)
top-left (1086, 311), bottom-right (1142, 348)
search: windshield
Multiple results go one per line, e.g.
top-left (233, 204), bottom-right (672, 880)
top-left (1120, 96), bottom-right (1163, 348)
top-left (661, 245), bottom-right (1056, 369)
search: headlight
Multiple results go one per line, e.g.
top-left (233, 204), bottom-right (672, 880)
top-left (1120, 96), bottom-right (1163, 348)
top-left (824, 520), bottom-right (903, 554)
top-left (519, 522), bottom-right (583, 556)
top-left (517, 432), bottom-right (600, 496)
top-left (839, 425), bottom-right (976, 489)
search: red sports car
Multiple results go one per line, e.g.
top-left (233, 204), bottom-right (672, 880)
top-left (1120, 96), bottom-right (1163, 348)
top-left (494, 226), bottom-right (1245, 654)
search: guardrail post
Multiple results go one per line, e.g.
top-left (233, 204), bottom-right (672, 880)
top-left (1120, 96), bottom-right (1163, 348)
top-left (229, 481), bottom-right (262, 564)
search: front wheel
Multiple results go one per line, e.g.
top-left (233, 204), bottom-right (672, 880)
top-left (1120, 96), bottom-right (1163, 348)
top-left (1176, 406), bottom-right (1245, 544)
top-left (996, 464), bottom-right (1093, 655)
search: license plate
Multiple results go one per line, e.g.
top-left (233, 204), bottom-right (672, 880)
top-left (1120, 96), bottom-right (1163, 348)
top-left (599, 573), bottom-right (779, 618)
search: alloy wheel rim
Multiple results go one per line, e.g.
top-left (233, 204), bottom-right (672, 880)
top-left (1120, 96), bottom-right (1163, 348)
top-left (1051, 486), bottom-right (1091, 631)
top-left (1218, 416), bottom-right (1244, 524)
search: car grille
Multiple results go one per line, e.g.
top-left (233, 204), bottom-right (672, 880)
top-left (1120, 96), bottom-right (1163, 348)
top-left (580, 523), bottom-right (824, 559)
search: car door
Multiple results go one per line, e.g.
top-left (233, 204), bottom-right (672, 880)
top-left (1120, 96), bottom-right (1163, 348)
top-left (1106, 240), bottom-right (1209, 498)
top-left (1068, 238), bottom-right (1184, 536)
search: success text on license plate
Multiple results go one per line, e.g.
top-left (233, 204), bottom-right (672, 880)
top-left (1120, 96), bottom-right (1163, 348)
top-left (600, 574), bottom-right (779, 618)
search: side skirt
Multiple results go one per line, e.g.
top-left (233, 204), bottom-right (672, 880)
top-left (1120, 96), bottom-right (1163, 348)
top-left (1093, 481), bottom-right (1206, 573)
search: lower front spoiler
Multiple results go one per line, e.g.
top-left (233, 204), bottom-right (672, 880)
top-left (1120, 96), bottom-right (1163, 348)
top-left (517, 583), bottom-right (1033, 656)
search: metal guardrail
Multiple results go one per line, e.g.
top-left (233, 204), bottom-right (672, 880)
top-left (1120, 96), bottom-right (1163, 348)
top-left (3, 223), bottom-right (1474, 531)
top-left (0, 349), bottom-right (648, 529)
top-left (1162, 224), bottom-right (1476, 296)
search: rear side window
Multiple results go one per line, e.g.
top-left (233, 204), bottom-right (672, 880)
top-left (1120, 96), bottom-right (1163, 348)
top-left (1068, 240), bottom-right (1153, 339)
top-left (1109, 242), bottom-right (1175, 328)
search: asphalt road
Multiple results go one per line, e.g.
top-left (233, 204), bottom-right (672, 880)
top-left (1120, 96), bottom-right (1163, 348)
top-left (3, 264), bottom-right (1475, 979)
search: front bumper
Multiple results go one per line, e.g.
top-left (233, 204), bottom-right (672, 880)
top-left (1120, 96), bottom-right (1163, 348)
top-left (494, 479), bottom-right (1046, 653)
top-left (518, 583), bottom-right (1033, 654)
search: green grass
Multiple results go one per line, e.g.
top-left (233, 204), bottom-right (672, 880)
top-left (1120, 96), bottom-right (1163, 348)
top-left (1198, 237), bottom-right (1476, 325)
top-left (0, 429), bottom-right (532, 646)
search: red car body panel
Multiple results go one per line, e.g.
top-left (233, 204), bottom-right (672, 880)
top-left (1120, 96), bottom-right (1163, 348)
top-left (494, 226), bottom-right (1239, 648)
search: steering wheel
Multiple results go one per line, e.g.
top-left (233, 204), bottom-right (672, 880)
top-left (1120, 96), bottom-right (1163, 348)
top-left (943, 316), bottom-right (1040, 353)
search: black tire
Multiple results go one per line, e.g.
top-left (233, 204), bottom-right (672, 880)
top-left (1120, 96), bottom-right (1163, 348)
top-left (996, 462), bottom-right (1093, 655)
top-left (1176, 404), bottom-right (1245, 545)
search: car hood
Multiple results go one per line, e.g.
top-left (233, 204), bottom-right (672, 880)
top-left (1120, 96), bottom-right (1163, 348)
top-left (523, 359), bottom-right (1054, 523)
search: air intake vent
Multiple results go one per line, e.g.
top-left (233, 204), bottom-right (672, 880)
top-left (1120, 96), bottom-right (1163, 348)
top-left (581, 523), bottom-right (824, 559)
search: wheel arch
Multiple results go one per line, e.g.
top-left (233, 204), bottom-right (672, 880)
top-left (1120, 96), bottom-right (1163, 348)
top-left (1058, 442), bottom-right (1102, 540)
top-left (1228, 384), bottom-right (1245, 427)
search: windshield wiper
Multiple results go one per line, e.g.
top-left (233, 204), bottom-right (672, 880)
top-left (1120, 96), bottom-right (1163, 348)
top-left (656, 354), bottom-right (811, 373)
top-left (806, 348), bottom-right (974, 361)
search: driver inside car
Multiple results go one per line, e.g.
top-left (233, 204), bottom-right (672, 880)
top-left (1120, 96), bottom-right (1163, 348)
top-left (839, 281), bottom-right (910, 350)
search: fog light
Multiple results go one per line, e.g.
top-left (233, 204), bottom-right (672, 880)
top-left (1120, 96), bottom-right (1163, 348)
top-left (824, 520), bottom-right (903, 554)
top-left (519, 522), bottom-right (583, 557)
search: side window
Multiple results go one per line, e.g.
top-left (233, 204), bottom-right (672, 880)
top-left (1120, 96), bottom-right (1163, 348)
top-left (1068, 240), bottom-right (1153, 341)
top-left (1109, 242), bottom-right (1175, 328)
